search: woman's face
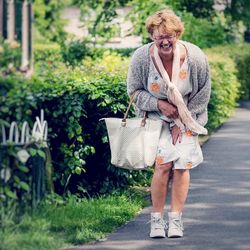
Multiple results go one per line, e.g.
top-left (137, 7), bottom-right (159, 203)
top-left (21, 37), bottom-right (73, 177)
top-left (152, 26), bottom-right (177, 58)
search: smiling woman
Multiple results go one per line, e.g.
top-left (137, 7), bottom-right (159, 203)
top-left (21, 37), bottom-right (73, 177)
top-left (127, 8), bottom-right (211, 239)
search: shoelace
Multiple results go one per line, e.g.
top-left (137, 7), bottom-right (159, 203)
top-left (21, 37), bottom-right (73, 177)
top-left (147, 218), bottom-right (168, 229)
top-left (171, 218), bottom-right (184, 231)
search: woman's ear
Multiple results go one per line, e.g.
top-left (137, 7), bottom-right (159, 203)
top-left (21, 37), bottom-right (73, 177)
top-left (176, 32), bottom-right (181, 39)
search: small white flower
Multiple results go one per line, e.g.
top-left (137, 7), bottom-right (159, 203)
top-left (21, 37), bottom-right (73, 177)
top-left (8, 63), bottom-right (14, 69)
top-left (17, 149), bottom-right (30, 163)
top-left (32, 131), bottom-right (43, 142)
top-left (0, 168), bottom-right (11, 182)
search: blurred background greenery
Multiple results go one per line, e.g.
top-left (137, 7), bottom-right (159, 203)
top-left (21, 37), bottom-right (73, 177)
top-left (0, 1), bottom-right (250, 248)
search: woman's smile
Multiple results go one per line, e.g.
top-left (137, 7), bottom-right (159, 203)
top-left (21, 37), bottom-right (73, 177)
top-left (158, 41), bottom-right (175, 57)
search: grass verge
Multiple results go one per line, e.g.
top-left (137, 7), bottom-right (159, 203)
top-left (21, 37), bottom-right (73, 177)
top-left (0, 189), bottom-right (149, 250)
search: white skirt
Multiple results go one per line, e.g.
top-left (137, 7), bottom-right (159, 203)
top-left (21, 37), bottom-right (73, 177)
top-left (155, 122), bottom-right (203, 170)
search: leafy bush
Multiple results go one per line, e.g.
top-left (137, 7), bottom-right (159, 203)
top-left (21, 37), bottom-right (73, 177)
top-left (181, 12), bottom-right (245, 48)
top-left (0, 70), bottom-right (150, 195)
top-left (206, 52), bottom-right (240, 132)
top-left (0, 143), bottom-right (49, 223)
top-left (0, 40), bottom-right (22, 76)
top-left (33, 43), bottom-right (61, 63)
top-left (60, 40), bottom-right (92, 66)
top-left (206, 43), bottom-right (250, 99)
top-left (178, 0), bottom-right (215, 18)
top-left (83, 50), bottom-right (129, 77)
top-left (33, 43), bottom-right (135, 71)
top-left (236, 53), bottom-right (250, 100)
top-left (181, 12), bottom-right (225, 48)
top-left (33, 0), bottom-right (66, 43)
top-left (90, 47), bottom-right (136, 59)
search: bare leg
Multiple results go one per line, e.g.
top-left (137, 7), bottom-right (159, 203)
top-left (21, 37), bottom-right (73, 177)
top-left (170, 169), bottom-right (190, 212)
top-left (151, 162), bottom-right (173, 214)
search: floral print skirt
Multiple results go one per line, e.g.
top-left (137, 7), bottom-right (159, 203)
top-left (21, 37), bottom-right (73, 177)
top-left (155, 122), bottom-right (203, 170)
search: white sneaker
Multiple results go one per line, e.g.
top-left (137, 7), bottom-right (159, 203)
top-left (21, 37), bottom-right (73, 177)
top-left (149, 212), bottom-right (166, 238)
top-left (168, 212), bottom-right (184, 238)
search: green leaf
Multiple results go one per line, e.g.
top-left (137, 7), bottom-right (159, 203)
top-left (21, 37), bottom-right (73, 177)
top-left (4, 187), bottom-right (17, 199)
top-left (75, 167), bottom-right (81, 175)
top-left (37, 150), bottom-right (46, 159)
top-left (76, 126), bottom-right (82, 135)
top-left (29, 148), bottom-right (37, 156)
top-left (19, 165), bottom-right (29, 173)
top-left (68, 131), bottom-right (75, 139)
top-left (80, 159), bottom-right (86, 165)
top-left (13, 175), bottom-right (21, 183)
top-left (77, 136), bottom-right (83, 143)
top-left (19, 181), bottom-right (30, 191)
top-left (90, 147), bottom-right (96, 154)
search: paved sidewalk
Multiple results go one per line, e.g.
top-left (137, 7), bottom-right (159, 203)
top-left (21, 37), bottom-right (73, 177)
top-left (67, 105), bottom-right (250, 250)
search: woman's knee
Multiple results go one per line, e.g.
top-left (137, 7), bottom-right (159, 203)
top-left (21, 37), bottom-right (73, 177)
top-left (173, 169), bottom-right (190, 178)
top-left (174, 169), bottom-right (189, 174)
top-left (155, 162), bottom-right (173, 174)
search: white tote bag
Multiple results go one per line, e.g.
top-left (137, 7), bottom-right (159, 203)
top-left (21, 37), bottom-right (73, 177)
top-left (101, 94), bottom-right (163, 170)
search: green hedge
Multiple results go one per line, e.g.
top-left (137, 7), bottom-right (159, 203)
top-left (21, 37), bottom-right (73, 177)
top-left (206, 44), bottom-right (250, 100)
top-left (33, 42), bottom-right (135, 69)
top-left (0, 73), bottom-right (151, 195)
top-left (0, 44), bottom-right (245, 195)
top-left (0, 40), bottom-right (22, 76)
top-left (206, 52), bottom-right (240, 131)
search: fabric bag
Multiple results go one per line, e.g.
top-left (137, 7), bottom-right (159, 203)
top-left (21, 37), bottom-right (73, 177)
top-left (101, 93), bottom-right (163, 170)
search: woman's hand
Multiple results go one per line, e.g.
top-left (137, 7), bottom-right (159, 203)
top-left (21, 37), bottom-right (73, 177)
top-left (171, 125), bottom-right (182, 145)
top-left (158, 100), bottom-right (179, 119)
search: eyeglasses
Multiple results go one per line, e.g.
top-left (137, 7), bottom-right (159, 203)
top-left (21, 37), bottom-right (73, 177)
top-left (153, 34), bottom-right (176, 42)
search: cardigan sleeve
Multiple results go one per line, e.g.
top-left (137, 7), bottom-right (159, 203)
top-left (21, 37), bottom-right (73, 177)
top-left (187, 56), bottom-right (211, 127)
top-left (127, 48), bottom-right (159, 112)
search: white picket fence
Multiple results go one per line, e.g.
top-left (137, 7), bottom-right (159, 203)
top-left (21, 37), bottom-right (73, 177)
top-left (0, 110), bottom-right (50, 204)
top-left (1, 109), bottom-right (48, 145)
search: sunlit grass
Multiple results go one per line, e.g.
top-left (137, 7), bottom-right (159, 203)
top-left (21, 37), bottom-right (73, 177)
top-left (0, 190), bottom-right (148, 250)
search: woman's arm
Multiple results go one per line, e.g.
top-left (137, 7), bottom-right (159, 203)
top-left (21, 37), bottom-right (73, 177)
top-left (127, 49), bottom-right (159, 112)
top-left (188, 57), bottom-right (211, 126)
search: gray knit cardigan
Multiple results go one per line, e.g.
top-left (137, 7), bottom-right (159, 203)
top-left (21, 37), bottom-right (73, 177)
top-left (127, 41), bottom-right (211, 126)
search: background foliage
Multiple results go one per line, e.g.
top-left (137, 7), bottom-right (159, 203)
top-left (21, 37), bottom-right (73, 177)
top-left (33, 0), bottom-right (67, 43)
top-left (32, 0), bottom-right (249, 46)
top-left (1, 0), bottom-right (250, 247)
top-left (2, 43), bottom-right (249, 196)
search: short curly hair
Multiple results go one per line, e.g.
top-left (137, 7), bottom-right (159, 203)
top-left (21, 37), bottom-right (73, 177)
top-left (146, 9), bottom-right (184, 38)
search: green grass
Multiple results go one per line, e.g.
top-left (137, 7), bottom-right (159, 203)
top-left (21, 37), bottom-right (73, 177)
top-left (0, 190), bottom-right (148, 250)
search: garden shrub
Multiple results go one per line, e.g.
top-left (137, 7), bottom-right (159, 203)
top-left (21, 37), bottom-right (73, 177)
top-left (236, 53), bottom-right (250, 100)
top-left (0, 143), bottom-right (49, 218)
top-left (0, 76), bottom-right (17, 96)
top-left (0, 72), bottom-right (151, 195)
top-left (0, 39), bottom-right (22, 76)
top-left (90, 47), bottom-right (136, 59)
top-left (34, 43), bottom-right (61, 63)
top-left (206, 44), bottom-right (250, 100)
top-left (206, 52), bottom-right (240, 132)
top-left (60, 40), bottom-right (92, 66)
top-left (34, 42), bottom-right (135, 70)
top-left (181, 12), bottom-right (227, 48)
top-left (181, 12), bottom-right (245, 48)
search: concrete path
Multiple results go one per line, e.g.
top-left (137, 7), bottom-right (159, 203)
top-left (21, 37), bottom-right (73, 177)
top-left (67, 104), bottom-right (250, 250)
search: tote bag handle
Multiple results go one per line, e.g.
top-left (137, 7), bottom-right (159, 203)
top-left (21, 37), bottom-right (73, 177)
top-left (122, 91), bottom-right (147, 127)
